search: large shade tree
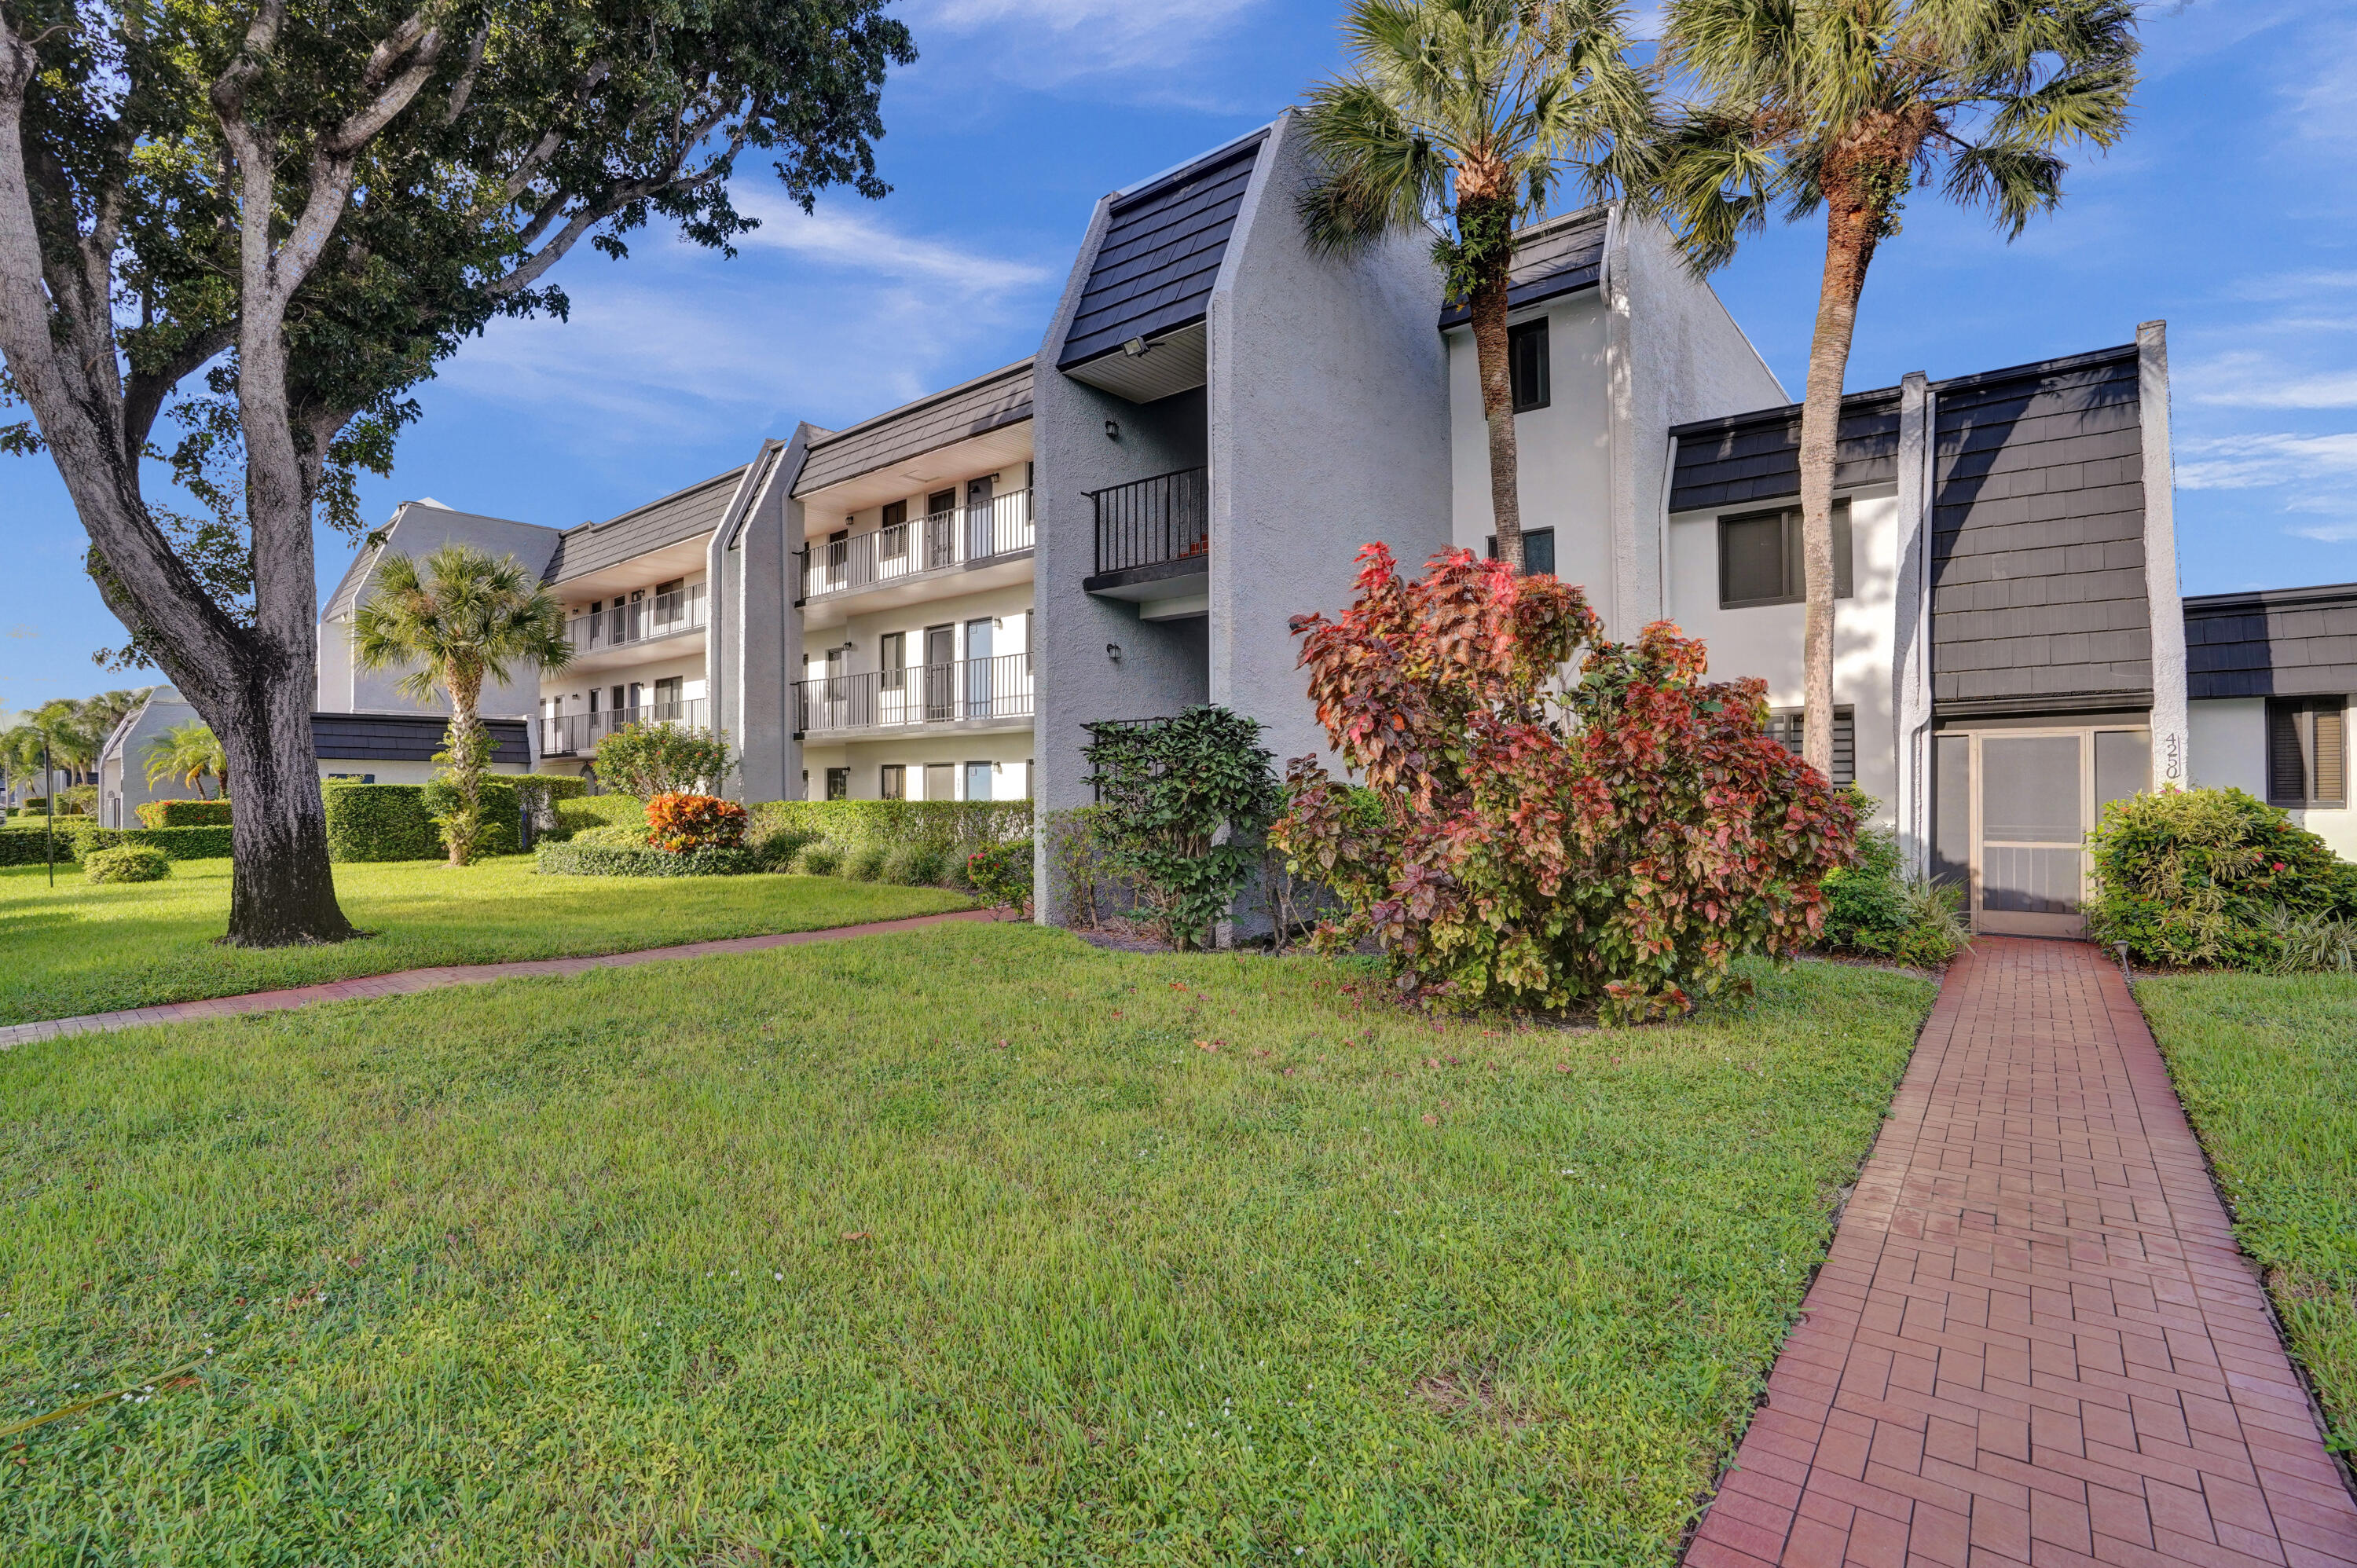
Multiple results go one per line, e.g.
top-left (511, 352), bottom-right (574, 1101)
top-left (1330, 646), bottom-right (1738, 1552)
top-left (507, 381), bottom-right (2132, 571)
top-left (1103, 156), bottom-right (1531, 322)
top-left (0, 0), bottom-right (914, 943)
top-left (1296, 0), bottom-right (1653, 570)
top-left (352, 542), bottom-right (570, 865)
top-left (1650, 0), bottom-right (2137, 776)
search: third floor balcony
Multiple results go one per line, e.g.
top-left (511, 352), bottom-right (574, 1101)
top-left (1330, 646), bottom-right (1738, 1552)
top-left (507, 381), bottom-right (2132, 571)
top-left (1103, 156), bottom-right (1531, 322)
top-left (801, 489), bottom-right (1034, 605)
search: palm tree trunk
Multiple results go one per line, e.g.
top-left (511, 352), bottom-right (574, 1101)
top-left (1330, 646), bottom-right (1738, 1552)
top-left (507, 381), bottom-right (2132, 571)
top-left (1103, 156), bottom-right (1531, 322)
top-left (1796, 199), bottom-right (1877, 780)
top-left (445, 662), bottom-right (486, 866)
top-left (1464, 195), bottom-right (1523, 571)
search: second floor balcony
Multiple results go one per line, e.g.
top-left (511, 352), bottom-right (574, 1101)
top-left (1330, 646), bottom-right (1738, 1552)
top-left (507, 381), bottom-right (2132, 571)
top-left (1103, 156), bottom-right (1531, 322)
top-left (801, 489), bottom-right (1034, 603)
top-left (566, 582), bottom-right (707, 665)
top-left (796, 654), bottom-right (1032, 738)
top-left (1083, 467), bottom-right (1208, 619)
top-left (541, 697), bottom-right (709, 759)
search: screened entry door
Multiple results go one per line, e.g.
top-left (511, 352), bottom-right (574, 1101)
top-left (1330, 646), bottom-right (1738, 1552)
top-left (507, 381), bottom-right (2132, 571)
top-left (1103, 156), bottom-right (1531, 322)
top-left (1934, 727), bottom-right (2150, 937)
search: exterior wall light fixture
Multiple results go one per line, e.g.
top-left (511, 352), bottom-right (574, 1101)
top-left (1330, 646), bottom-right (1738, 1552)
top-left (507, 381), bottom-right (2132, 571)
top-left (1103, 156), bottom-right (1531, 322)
top-left (1106, 642), bottom-right (1122, 663)
top-left (1104, 419), bottom-right (1120, 441)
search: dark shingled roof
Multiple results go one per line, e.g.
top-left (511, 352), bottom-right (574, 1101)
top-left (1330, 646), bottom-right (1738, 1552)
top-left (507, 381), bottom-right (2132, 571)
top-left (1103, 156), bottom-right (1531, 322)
top-left (1667, 390), bottom-right (1904, 513)
top-left (542, 467), bottom-right (746, 584)
top-left (792, 360), bottom-right (1033, 498)
top-left (313, 712), bottom-right (530, 765)
top-left (1437, 208), bottom-right (1608, 328)
top-left (1928, 346), bottom-right (2147, 713)
top-left (1058, 131), bottom-right (1269, 371)
top-left (2184, 582), bottom-right (2357, 701)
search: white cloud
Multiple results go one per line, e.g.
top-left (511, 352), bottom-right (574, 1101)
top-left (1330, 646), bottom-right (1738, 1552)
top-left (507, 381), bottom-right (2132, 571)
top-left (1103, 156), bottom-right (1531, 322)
top-left (900, 0), bottom-right (1265, 84)
top-left (732, 195), bottom-right (1051, 294)
top-left (2184, 350), bottom-right (2357, 409)
top-left (2231, 269), bottom-right (2357, 302)
top-left (2176, 431), bottom-right (2357, 490)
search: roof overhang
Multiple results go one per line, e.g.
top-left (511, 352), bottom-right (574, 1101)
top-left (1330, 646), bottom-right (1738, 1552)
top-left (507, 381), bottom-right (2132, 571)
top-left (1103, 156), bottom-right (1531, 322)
top-left (794, 419), bottom-right (1034, 532)
top-left (1060, 321), bottom-right (1208, 404)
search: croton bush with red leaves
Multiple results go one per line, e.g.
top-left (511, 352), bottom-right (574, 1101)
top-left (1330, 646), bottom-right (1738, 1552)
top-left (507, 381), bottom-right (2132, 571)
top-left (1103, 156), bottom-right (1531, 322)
top-left (1273, 544), bottom-right (1856, 1023)
top-left (645, 793), bottom-right (749, 854)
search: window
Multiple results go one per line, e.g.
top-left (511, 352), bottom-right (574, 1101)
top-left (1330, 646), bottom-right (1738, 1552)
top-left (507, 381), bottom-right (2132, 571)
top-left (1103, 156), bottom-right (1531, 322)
top-left (1764, 706), bottom-right (1856, 787)
top-left (881, 499), bottom-right (908, 559)
top-left (825, 767), bottom-right (850, 801)
top-left (1718, 503), bottom-right (1853, 609)
top-left (881, 764), bottom-right (905, 800)
top-left (2269, 698), bottom-right (2347, 808)
top-left (1508, 318), bottom-right (1549, 412)
top-left (653, 675), bottom-right (683, 720)
top-left (881, 631), bottom-right (906, 691)
top-left (1485, 527), bottom-right (1556, 577)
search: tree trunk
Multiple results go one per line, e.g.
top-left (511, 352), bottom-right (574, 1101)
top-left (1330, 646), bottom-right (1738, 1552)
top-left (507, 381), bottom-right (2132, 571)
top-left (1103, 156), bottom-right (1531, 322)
top-left (1796, 199), bottom-right (1878, 781)
top-left (214, 660), bottom-right (354, 946)
top-left (1464, 196), bottom-right (1523, 572)
top-left (443, 661), bottom-right (486, 866)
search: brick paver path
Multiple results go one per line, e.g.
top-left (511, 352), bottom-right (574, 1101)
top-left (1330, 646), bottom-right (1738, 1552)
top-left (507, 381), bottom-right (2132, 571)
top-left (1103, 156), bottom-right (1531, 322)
top-left (0, 908), bottom-right (998, 1052)
top-left (1688, 936), bottom-right (2357, 1568)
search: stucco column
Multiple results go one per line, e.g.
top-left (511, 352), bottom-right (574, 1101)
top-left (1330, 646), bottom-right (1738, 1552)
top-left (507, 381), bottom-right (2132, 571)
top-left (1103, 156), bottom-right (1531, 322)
top-left (1891, 372), bottom-right (1934, 875)
top-left (2138, 321), bottom-right (2189, 791)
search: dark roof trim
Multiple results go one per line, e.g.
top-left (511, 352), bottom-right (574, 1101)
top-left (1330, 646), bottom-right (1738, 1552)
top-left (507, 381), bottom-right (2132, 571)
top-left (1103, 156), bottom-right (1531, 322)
top-left (1109, 125), bottom-right (1272, 209)
top-left (801, 358), bottom-right (1033, 460)
top-left (2183, 581), bottom-right (2357, 615)
top-left (312, 711), bottom-right (530, 764)
top-left (1934, 690), bottom-right (2154, 720)
top-left (1668, 385), bottom-right (1904, 443)
top-left (1666, 343), bottom-right (2140, 445)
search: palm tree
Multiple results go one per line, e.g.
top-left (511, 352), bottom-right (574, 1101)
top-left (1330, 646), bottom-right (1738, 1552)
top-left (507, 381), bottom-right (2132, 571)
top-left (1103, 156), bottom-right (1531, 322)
top-left (1650, 0), bottom-right (2137, 776)
top-left (351, 544), bottom-right (572, 866)
top-left (145, 720), bottom-right (229, 800)
top-left (1297, 0), bottom-right (1654, 569)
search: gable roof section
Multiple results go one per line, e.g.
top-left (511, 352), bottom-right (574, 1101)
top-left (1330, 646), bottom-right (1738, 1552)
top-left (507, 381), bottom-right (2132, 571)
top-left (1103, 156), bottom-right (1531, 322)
top-left (1058, 130), bottom-right (1270, 371)
top-left (2183, 582), bottom-right (2357, 701)
top-left (1927, 345), bottom-right (2146, 713)
top-left (542, 467), bottom-right (746, 584)
top-left (1437, 208), bottom-right (1608, 328)
top-left (322, 542), bottom-right (383, 622)
top-left (1666, 389), bottom-right (1904, 513)
top-left (792, 360), bottom-right (1034, 498)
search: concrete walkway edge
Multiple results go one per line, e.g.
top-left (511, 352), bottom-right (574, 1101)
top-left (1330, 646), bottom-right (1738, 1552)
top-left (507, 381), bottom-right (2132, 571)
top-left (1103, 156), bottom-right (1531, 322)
top-left (1685, 936), bottom-right (2357, 1568)
top-left (0, 908), bottom-right (1001, 1051)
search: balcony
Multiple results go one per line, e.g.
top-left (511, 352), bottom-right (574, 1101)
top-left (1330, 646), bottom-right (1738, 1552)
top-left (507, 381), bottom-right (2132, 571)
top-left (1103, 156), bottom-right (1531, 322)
top-left (796, 654), bottom-right (1032, 738)
top-left (801, 489), bottom-right (1034, 604)
top-left (1083, 467), bottom-right (1208, 617)
top-left (541, 698), bottom-right (710, 759)
top-left (566, 583), bottom-right (707, 669)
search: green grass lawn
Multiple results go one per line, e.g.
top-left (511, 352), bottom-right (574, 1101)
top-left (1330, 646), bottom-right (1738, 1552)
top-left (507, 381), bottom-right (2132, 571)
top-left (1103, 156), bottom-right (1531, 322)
top-left (0, 856), bottom-right (972, 1026)
top-left (0, 929), bottom-right (1934, 1564)
top-left (2135, 972), bottom-right (2357, 1458)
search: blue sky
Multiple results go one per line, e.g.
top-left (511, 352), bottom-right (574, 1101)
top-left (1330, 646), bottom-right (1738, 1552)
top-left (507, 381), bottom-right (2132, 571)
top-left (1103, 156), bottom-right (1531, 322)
top-left (4, 0), bottom-right (2352, 712)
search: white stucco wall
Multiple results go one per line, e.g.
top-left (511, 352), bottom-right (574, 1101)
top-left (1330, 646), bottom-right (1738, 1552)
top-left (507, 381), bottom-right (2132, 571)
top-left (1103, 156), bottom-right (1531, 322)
top-left (1666, 490), bottom-right (1902, 818)
top-left (1446, 295), bottom-right (1612, 602)
top-left (316, 758), bottom-right (530, 786)
top-left (2188, 694), bottom-right (2357, 859)
top-left (800, 736), bottom-right (1033, 802)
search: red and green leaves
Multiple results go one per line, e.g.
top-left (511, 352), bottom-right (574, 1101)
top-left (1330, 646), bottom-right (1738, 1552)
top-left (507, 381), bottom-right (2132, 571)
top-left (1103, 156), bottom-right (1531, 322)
top-left (1275, 545), bottom-right (1856, 1023)
top-left (646, 793), bottom-right (748, 855)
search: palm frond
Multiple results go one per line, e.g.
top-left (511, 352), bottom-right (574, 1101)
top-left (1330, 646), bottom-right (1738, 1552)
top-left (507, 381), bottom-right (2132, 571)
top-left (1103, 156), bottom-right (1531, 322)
top-left (1938, 134), bottom-right (2063, 235)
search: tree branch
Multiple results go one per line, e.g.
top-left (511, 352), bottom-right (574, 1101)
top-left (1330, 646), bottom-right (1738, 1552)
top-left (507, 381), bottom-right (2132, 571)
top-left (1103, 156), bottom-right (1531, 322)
top-left (123, 322), bottom-right (238, 454)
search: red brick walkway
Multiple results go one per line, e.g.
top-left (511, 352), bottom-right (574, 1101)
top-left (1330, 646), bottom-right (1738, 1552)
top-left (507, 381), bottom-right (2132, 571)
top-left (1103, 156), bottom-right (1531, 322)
top-left (1688, 936), bottom-right (2357, 1568)
top-left (0, 908), bottom-right (999, 1052)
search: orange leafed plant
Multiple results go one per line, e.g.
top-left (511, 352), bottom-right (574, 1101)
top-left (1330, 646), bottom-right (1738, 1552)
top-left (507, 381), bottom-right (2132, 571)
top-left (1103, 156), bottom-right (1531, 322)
top-left (645, 793), bottom-right (748, 854)
top-left (1273, 544), bottom-right (1856, 1022)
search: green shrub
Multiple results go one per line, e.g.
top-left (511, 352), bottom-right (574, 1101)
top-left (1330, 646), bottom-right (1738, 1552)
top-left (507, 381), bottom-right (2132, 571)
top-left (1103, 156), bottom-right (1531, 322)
top-left (1087, 706), bottom-right (1278, 950)
top-left (420, 775), bottom-right (520, 859)
top-left (63, 823), bottom-right (236, 861)
top-left (799, 844), bottom-right (844, 877)
top-left (751, 828), bottom-right (819, 872)
top-left (2087, 787), bottom-right (2357, 968)
top-left (535, 841), bottom-right (758, 877)
top-left (964, 837), bottom-right (1031, 913)
top-left (553, 795), bottom-right (649, 841)
top-left (323, 783), bottom-right (439, 862)
top-left (594, 724), bottom-right (732, 798)
top-left (570, 822), bottom-right (651, 849)
top-left (746, 800), bottom-right (1032, 861)
top-left (83, 844), bottom-right (171, 884)
top-left (884, 843), bottom-right (951, 887)
top-left (846, 844), bottom-right (889, 881)
top-left (0, 827), bottom-right (70, 866)
top-left (1817, 799), bottom-right (1968, 968)
top-left (514, 774), bottom-right (589, 839)
top-left (134, 798), bottom-right (233, 827)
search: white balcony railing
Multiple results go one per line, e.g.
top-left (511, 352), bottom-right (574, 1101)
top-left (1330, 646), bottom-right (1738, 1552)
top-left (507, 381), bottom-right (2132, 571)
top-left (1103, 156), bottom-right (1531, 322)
top-left (796, 654), bottom-right (1032, 736)
top-left (541, 698), bottom-right (710, 758)
top-left (801, 489), bottom-right (1034, 601)
top-left (566, 582), bottom-right (707, 656)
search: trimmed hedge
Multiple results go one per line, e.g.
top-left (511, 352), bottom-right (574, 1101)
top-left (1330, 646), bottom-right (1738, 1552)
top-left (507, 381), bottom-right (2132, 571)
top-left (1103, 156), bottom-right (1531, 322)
top-left (136, 798), bottom-right (233, 827)
top-left (0, 826), bottom-right (70, 866)
top-left (748, 800), bottom-right (1031, 861)
top-left (535, 842), bottom-right (758, 877)
top-left (553, 795), bottom-right (649, 840)
top-left (64, 824), bottom-right (236, 861)
top-left (85, 844), bottom-right (171, 884)
top-left (323, 779), bottom-right (522, 862)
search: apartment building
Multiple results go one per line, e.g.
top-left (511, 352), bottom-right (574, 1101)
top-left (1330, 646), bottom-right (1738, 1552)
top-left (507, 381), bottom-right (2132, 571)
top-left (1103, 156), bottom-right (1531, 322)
top-left (786, 360), bottom-right (1037, 804)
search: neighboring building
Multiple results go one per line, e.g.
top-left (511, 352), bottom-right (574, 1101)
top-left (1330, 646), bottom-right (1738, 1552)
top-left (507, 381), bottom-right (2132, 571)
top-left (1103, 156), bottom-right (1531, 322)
top-left (2184, 583), bottom-right (2357, 862)
top-left (96, 686), bottom-right (196, 826)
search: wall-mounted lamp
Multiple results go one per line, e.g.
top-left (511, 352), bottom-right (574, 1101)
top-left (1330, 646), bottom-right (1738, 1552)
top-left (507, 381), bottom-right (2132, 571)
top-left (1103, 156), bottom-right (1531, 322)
top-left (1106, 642), bottom-right (1122, 663)
top-left (1121, 337), bottom-right (1149, 359)
top-left (1104, 419), bottom-right (1120, 441)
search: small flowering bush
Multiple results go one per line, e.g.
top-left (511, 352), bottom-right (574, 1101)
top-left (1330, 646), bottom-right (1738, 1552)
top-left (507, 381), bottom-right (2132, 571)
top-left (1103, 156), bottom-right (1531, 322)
top-left (966, 837), bottom-right (1033, 916)
top-left (1274, 544), bottom-right (1855, 1022)
top-left (2087, 786), bottom-right (2357, 968)
top-left (646, 793), bottom-right (748, 854)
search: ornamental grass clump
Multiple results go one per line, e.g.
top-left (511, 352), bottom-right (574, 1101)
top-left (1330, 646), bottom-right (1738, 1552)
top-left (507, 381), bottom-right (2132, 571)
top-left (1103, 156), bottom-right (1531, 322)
top-left (1274, 544), bottom-right (1855, 1022)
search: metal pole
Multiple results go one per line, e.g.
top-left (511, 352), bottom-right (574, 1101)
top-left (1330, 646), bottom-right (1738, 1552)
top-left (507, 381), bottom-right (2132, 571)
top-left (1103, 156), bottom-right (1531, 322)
top-left (44, 736), bottom-right (55, 888)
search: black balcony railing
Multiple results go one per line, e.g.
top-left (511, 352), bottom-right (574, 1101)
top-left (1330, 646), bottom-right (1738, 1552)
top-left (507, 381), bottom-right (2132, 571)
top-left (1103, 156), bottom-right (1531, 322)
top-left (801, 489), bottom-right (1034, 601)
top-left (1091, 467), bottom-right (1208, 577)
top-left (541, 698), bottom-right (709, 758)
top-left (795, 654), bottom-right (1032, 735)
